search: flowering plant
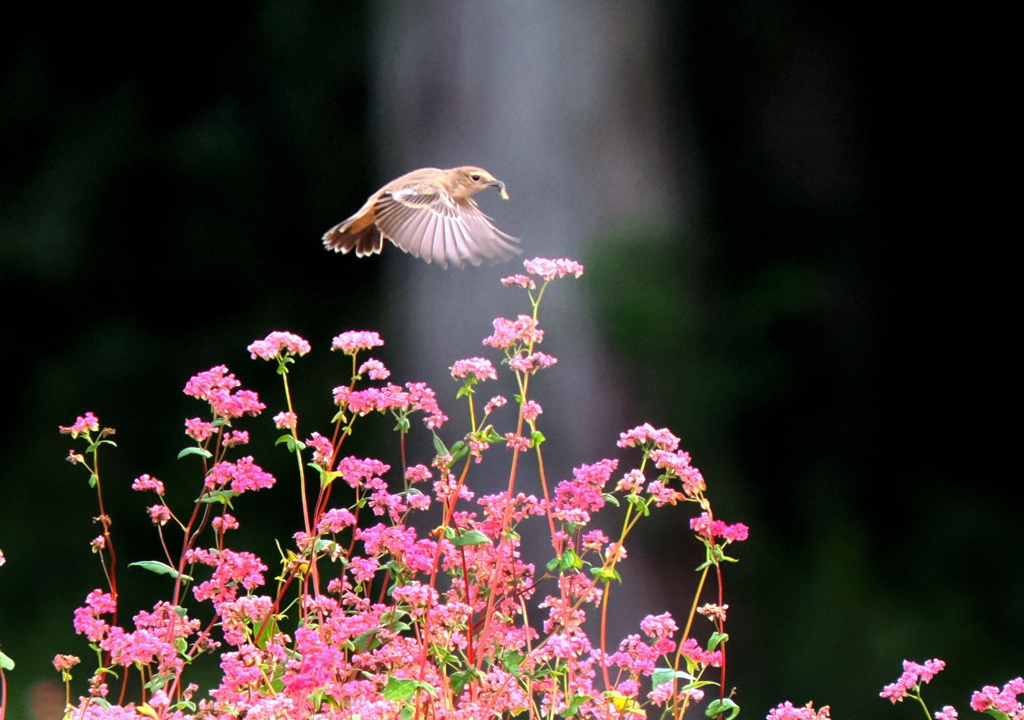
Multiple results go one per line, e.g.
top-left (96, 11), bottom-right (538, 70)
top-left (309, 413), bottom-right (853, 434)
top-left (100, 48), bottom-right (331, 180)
top-left (9, 258), bottom-right (748, 720)
top-left (0, 258), bottom-right (1016, 720)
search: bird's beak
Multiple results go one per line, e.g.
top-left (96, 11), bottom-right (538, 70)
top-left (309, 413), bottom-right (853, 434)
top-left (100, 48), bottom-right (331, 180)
top-left (493, 180), bottom-right (509, 200)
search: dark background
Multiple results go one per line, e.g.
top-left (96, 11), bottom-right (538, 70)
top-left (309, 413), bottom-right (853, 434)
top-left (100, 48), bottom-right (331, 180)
top-left (0, 2), bottom-right (1018, 719)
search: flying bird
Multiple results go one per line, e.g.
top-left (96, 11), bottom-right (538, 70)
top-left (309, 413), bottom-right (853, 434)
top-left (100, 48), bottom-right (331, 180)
top-left (323, 166), bottom-right (520, 268)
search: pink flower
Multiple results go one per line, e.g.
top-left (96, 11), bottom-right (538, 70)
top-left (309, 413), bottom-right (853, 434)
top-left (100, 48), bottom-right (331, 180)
top-left (131, 474), bottom-right (165, 495)
top-left (184, 417), bottom-right (217, 441)
top-left (483, 315), bottom-right (544, 349)
top-left (505, 433), bottom-right (530, 452)
top-left (971, 677), bottom-right (1024, 715)
top-left (405, 464), bottom-right (432, 483)
top-left (451, 357), bottom-right (498, 381)
top-left (521, 400), bottom-right (543, 422)
top-left (690, 513), bottom-right (749, 542)
top-left (306, 432), bottom-right (335, 470)
top-left (358, 358), bottom-right (391, 379)
top-left (523, 257), bottom-right (585, 280)
top-left (618, 423), bottom-right (680, 452)
top-left (59, 412), bottom-right (100, 438)
top-left (934, 707), bottom-right (958, 720)
top-left (247, 331), bottom-right (310, 360)
top-left (501, 273), bottom-right (536, 289)
top-left (221, 430), bottom-right (249, 447)
top-left (273, 411), bottom-right (297, 429)
top-left (485, 395), bottom-right (507, 414)
top-left (639, 612), bottom-right (678, 640)
top-left (317, 508), bottom-right (356, 534)
top-left (509, 351), bottom-right (557, 373)
top-left (148, 505), bottom-right (171, 525)
top-left (332, 330), bottom-right (384, 354)
top-left (767, 701), bottom-right (831, 720)
top-left (205, 457), bottom-right (276, 494)
top-left (881, 659), bottom-right (947, 702)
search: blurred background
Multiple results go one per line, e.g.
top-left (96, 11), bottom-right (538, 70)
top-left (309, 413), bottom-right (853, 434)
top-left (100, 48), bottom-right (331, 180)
top-left (0, 2), bottom-right (1018, 718)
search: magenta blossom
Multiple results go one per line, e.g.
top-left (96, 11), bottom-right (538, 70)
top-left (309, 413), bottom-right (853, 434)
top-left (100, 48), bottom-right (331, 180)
top-left (59, 412), bottom-right (100, 438)
top-left (247, 331), bottom-right (311, 360)
top-left (332, 330), bottom-right (384, 355)
top-left (523, 257), bottom-right (585, 280)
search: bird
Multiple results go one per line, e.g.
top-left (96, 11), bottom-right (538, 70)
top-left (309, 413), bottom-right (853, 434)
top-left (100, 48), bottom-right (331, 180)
top-left (322, 166), bottom-right (520, 269)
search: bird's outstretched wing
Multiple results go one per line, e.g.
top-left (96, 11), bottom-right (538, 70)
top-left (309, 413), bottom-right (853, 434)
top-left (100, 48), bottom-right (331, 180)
top-left (374, 183), bottom-right (519, 269)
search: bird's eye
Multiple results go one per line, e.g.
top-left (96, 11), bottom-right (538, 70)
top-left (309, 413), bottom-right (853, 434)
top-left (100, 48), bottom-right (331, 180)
top-left (470, 174), bottom-right (481, 182)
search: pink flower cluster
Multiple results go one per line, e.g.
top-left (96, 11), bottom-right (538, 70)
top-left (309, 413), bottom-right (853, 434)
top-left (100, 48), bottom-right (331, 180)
top-left (331, 330), bottom-right (384, 355)
top-left (880, 658), bottom-right (947, 702)
top-left (247, 331), bottom-right (311, 360)
top-left (971, 677), bottom-right (1024, 717)
top-left (334, 380), bottom-right (447, 429)
top-left (483, 314), bottom-right (544, 349)
top-left (59, 411), bottom-right (100, 438)
top-left (767, 701), bottom-right (832, 720)
top-left (204, 457), bottom-right (276, 494)
top-left (451, 357), bottom-right (498, 381)
top-left (690, 512), bottom-right (750, 543)
top-left (183, 366), bottom-right (265, 420)
top-left (523, 257), bottom-right (585, 280)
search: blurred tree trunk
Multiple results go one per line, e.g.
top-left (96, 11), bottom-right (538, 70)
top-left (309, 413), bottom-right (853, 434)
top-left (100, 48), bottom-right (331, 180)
top-left (370, 1), bottom-right (692, 637)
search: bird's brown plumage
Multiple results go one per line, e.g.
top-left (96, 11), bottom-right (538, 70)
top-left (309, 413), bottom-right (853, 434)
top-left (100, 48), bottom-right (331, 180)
top-left (322, 166), bottom-right (519, 269)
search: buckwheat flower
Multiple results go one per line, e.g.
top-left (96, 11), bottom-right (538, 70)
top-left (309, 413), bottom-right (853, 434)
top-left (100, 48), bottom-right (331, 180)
top-left (306, 432), bottom-right (335, 470)
top-left (406, 381), bottom-right (447, 428)
top-left (332, 330), bottom-right (384, 354)
top-left (640, 612), bottom-right (678, 640)
top-left (522, 399), bottom-right (543, 422)
top-left (132, 474), bottom-right (165, 495)
top-left (52, 654), bottom-right (80, 672)
top-left (501, 273), bottom-right (536, 289)
top-left (485, 395), bottom-right (507, 414)
top-left (213, 513), bottom-right (239, 532)
top-left (337, 456), bottom-right (390, 489)
top-left (647, 479), bottom-right (686, 506)
top-left (205, 457), bottom-right (276, 494)
top-left (505, 433), bottom-right (530, 452)
top-left (523, 257), bottom-right (585, 280)
top-left (767, 701), bottom-right (831, 720)
top-left (451, 357), bottom-right (498, 381)
top-left (184, 417), bottom-right (217, 442)
top-left (971, 677), bottom-right (1024, 715)
top-left (247, 331), bottom-right (310, 360)
top-left (881, 659), bottom-right (946, 702)
top-left (616, 469), bottom-right (645, 494)
top-left (934, 706), bottom-right (958, 720)
top-left (59, 412), bottom-right (100, 438)
top-left (697, 603), bottom-right (730, 623)
top-left (679, 637), bottom-right (722, 667)
top-left (222, 430), bottom-right (249, 447)
top-left (273, 411), bottom-right (297, 430)
top-left (358, 358), bottom-right (391, 379)
top-left (618, 423), bottom-right (680, 452)
top-left (483, 314), bottom-right (544, 349)
top-left (582, 530), bottom-right (608, 552)
top-left (349, 556), bottom-right (380, 583)
top-left (148, 505), bottom-right (171, 525)
top-left (405, 464), bottom-right (432, 483)
top-left (184, 365), bottom-right (240, 399)
top-left (690, 513), bottom-right (749, 542)
top-left (509, 351), bottom-right (557, 373)
top-left (0, 548), bottom-right (5, 567)
top-left (318, 508), bottom-right (356, 534)
top-left (66, 449), bottom-right (84, 465)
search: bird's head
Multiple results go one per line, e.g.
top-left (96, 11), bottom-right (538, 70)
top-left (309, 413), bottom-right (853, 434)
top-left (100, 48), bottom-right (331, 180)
top-left (452, 166), bottom-right (510, 200)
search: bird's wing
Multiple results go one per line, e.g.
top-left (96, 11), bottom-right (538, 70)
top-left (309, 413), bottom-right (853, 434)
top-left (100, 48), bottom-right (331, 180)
top-left (374, 185), bottom-right (519, 269)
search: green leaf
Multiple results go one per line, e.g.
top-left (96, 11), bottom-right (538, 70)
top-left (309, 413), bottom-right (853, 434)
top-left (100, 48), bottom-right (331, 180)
top-left (450, 669), bottom-right (484, 697)
top-left (128, 561), bottom-right (193, 582)
top-left (565, 694), bottom-right (591, 717)
top-left (276, 434), bottom-right (305, 452)
top-left (177, 446), bottom-right (213, 460)
top-left (651, 668), bottom-right (694, 688)
top-left (198, 489), bottom-right (235, 506)
top-left (707, 632), bottom-right (729, 652)
top-left (0, 649), bottom-right (14, 670)
top-left (432, 433), bottom-right (449, 457)
top-left (602, 493), bottom-right (620, 507)
top-left (450, 530), bottom-right (491, 547)
top-left (590, 566), bottom-right (621, 583)
top-left (383, 677), bottom-right (418, 701)
top-left (530, 430), bottom-right (546, 447)
top-left (706, 698), bottom-right (740, 720)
